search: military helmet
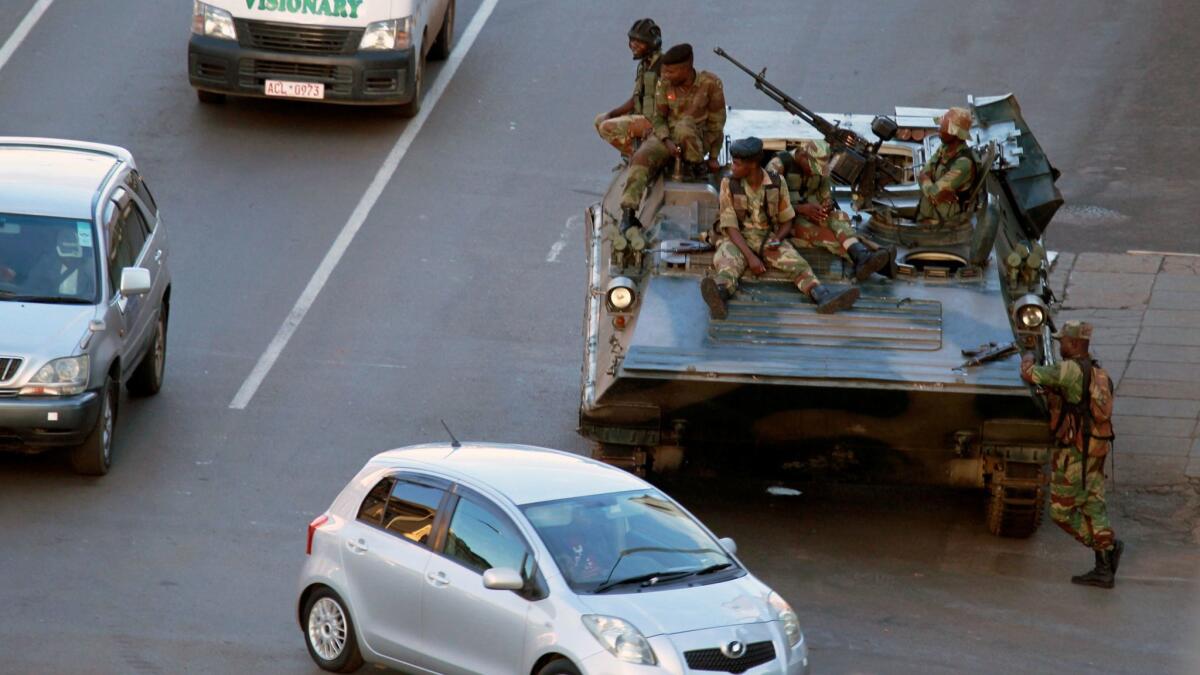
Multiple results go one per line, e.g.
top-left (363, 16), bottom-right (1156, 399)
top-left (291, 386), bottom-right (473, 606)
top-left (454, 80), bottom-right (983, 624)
top-left (935, 106), bottom-right (973, 141)
top-left (627, 18), bottom-right (662, 50)
top-left (1053, 320), bottom-right (1093, 341)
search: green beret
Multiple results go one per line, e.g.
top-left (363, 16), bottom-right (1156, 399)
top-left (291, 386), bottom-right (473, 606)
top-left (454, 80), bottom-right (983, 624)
top-left (730, 136), bottom-right (763, 159)
top-left (661, 43), bottom-right (693, 65)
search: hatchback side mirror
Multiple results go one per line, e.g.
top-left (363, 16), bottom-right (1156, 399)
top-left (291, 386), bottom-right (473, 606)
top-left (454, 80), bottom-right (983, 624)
top-left (119, 267), bottom-right (152, 296)
top-left (482, 567), bottom-right (525, 591)
top-left (719, 537), bottom-right (738, 556)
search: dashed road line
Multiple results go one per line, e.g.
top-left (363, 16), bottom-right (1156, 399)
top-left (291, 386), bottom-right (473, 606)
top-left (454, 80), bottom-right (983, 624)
top-left (546, 214), bottom-right (581, 263)
top-left (0, 0), bottom-right (54, 75)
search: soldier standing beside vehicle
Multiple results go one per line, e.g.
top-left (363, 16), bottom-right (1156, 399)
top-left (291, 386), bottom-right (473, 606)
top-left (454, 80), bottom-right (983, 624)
top-left (916, 106), bottom-right (980, 224)
top-left (768, 140), bottom-right (891, 281)
top-left (618, 43), bottom-right (726, 233)
top-left (1020, 320), bottom-right (1123, 588)
top-left (594, 19), bottom-right (663, 159)
top-left (699, 137), bottom-right (859, 320)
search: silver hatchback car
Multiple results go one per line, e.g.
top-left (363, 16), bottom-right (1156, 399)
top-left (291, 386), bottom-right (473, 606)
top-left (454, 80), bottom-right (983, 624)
top-left (0, 138), bottom-right (171, 475)
top-left (298, 443), bottom-right (810, 674)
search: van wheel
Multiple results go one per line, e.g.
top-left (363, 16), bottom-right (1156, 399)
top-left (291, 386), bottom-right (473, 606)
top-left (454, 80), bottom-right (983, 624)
top-left (536, 659), bottom-right (582, 675)
top-left (196, 89), bottom-right (226, 104)
top-left (395, 53), bottom-right (423, 118)
top-left (128, 313), bottom-right (167, 396)
top-left (70, 377), bottom-right (116, 476)
top-left (429, 0), bottom-right (454, 60)
top-left (303, 588), bottom-right (364, 673)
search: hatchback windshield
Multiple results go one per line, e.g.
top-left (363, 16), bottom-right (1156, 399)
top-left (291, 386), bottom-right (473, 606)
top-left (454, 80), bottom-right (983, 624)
top-left (522, 489), bottom-right (737, 594)
top-left (0, 213), bottom-right (99, 304)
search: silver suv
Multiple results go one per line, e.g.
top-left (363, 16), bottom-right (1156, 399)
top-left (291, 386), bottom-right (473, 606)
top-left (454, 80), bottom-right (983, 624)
top-left (0, 138), bottom-right (171, 475)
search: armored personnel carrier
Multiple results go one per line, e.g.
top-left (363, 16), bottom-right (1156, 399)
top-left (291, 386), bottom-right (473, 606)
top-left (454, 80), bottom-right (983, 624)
top-left (579, 90), bottom-right (1064, 537)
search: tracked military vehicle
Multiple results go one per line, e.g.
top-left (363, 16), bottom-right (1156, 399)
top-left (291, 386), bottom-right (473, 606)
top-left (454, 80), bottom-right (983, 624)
top-left (579, 85), bottom-right (1065, 537)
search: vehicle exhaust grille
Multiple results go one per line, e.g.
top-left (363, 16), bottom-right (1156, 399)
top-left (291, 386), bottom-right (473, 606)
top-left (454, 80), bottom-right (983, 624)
top-left (0, 358), bottom-right (21, 383)
top-left (684, 640), bottom-right (775, 673)
top-left (239, 20), bottom-right (361, 55)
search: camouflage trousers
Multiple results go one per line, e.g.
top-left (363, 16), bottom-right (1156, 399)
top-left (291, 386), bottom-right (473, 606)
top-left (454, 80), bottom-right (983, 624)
top-left (1049, 444), bottom-right (1115, 552)
top-left (595, 114), bottom-right (653, 156)
top-left (916, 195), bottom-right (969, 224)
top-left (790, 209), bottom-right (861, 259)
top-left (620, 121), bottom-right (705, 209)
top-left (712, 230), bottom-right (819, 294)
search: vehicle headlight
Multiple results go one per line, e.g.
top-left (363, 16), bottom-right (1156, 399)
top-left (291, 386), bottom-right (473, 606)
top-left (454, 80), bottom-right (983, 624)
top-left (581, 615), bottom-right (657, 665)
top-left (768, 591), bottom-right (804, 648)
top-left (192, 1), bottom-right (237, 40)
top-left (1013, 293), bottom-right (1048, 330)
top-left (606, 277), bottom-right (637, 312)
top-left (360, 17), bottom-right (413, 51)
top-left (20, 355), bottom-right (90, 396)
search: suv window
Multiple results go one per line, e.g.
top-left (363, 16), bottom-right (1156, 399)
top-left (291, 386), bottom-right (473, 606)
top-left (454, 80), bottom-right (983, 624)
top-left (106, 194), bottom-right (148, 294)
top-left (444, 497), bottom-right (531, 575)
top-left (382, 481), bottom-right (445, 546)
top-left (357, 477), bottom-right (394, 526)
top-left (129, 172), bottom-right (158, 218)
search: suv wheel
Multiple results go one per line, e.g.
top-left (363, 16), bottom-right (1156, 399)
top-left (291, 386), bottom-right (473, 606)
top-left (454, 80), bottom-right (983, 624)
top-left (429, 0), bottom-right (454, 60)
top-left (304, 588), bottom-right (364, 673)
top-left (128, 313), bottom-right (167, 396)
top-left (70, 377), bottom-right (116, 476)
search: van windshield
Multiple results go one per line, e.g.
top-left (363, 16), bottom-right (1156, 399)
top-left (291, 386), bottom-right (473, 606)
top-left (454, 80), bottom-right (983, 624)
top-left (0, 213), bottom-right (99, 304)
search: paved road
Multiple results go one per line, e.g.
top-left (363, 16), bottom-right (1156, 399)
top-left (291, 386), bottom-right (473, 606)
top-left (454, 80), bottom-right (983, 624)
top-left (0, 1), bottom-right (1197, 673)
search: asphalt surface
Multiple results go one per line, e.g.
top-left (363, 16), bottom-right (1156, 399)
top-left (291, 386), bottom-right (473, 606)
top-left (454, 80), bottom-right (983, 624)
top-left (1, 1), bottom-right (1198, 673)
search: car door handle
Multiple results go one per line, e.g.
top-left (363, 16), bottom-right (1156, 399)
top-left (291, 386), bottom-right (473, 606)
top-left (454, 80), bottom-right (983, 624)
top-left (426, 571), bottom-right (450, 588)
top-left (346, 539), bottom-right (368, 555)
top-left (154, 249), bottom-right (163, 264)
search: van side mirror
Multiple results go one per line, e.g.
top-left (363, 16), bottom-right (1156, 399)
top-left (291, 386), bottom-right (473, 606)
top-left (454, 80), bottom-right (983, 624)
top-left (719, 537), bottom-right (738, 556)
top-left (119, 267), bottom-right (152, 296)
top-left (482, 567), bottom-right (525, 591)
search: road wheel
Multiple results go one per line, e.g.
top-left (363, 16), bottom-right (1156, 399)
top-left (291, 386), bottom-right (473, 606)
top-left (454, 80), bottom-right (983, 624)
top-left (303, 588), bottom-right (364, 673)
top-left (69, 377), bottom-right (116, 476)
top-left (196, 89), bottom-right (226, 104)
top-left (395, 52), bottom-right (423, 118)
top-left (128, 312), bottom-right (167, 397)
top-left (536, 658), bottom-right (582, 675)
top-left (429, 0), bottom-right (454, 61)
top-left (985, 481), bottom-right (1045, 538)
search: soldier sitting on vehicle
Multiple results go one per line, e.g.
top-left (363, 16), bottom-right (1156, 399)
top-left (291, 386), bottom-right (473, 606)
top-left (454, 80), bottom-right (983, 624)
top-left (699, 137), bottom-right (860, 320)
top-left (594, 18), bottom-right (662, 159)
top-left (618, 43), bottom-right (726, 234)
top-left (916, 106), bottom-right (980, 224)
top-left (768, 140), bottom-right (891, 281)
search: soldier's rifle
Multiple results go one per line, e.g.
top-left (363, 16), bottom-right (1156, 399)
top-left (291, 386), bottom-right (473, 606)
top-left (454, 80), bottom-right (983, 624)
top-left (713, 47), bottom-right (905, 207)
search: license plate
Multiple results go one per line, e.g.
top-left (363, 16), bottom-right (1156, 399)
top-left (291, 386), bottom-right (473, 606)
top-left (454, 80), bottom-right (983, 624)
top-left (264, 80), bottom-right (325, 100)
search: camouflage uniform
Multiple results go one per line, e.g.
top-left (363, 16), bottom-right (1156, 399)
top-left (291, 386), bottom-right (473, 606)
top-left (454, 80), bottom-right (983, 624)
top-left (712, 169), bottom-right (819, 294)
top-left (917, 107), bottom-right (979, 223)
top-left (1020, 325), bottom-right (1117, 553)
top-left (620, 70), bottom-right (726, 209)
top-left (767, 140), bottom-right (862, 258)
top-left (595, 50), bottom-right (662, 156)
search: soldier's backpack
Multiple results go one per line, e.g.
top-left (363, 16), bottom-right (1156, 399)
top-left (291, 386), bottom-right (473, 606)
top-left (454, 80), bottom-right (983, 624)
top-left (1057, 358), bottom-right (1115, 455)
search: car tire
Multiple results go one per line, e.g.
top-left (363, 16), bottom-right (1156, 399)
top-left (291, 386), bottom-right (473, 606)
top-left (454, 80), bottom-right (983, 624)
top-left (69, 377), bottom-right (116, 476)
top-left (127, 312), bottom-right (167, 397)
top-left (536, 658), bottom-right (582, 675)
top-left (429, 0), bottom-right (454, 61)
top-left (395, 53), bottom-right (423, 118)
top-left (196, 89), bottom-right (226, 104)
top-left (303, 587), bottom-right (364, 673)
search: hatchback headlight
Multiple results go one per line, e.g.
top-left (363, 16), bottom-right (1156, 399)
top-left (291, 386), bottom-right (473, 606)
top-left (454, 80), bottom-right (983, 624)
top-left (20, 355), bottom-right (90, 396)
top-left (768, 591), bottom-right (803, 648)
top-left (360, 17), bottom-right (413, 50)
top-left (192, 1), bottom-right (237, 40)
top-left (582, 615), bottom-right (657, 665)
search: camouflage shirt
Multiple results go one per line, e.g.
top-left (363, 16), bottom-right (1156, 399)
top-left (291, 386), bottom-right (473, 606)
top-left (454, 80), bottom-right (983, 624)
top-left (652, 70), bottom-right (727, 159)
top-left (1022, 357), bottom-right (1115, 452)
top-left (719, 170), bottom-right (796, 233)
top-left (919, 141), bottom-right (976, 202)
top-left (767, 153), bottom-right (832, 207)
top-left (1022, 359), bottom-right (1085, 404)
top-left (632, 51), bottom-right (662, 117)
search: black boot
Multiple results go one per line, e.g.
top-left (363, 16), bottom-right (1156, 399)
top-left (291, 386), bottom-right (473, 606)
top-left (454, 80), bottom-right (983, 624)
top-left (1071, 548), bottom-right (1115, 589)
top-left (809, 284), bottom-right (860, 314)
top-left (619, 208), bottom-right (643, 235)
top-left (847, 243), bottom-right (890, 282)
top-left (1110, 539), bottom-right (1124, 574)
top-left (700, 278), bottom-right (731, 320)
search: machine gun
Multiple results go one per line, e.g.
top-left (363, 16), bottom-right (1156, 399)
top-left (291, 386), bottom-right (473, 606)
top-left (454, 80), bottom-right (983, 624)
top-left (714, 47), bottom-right (905, 207)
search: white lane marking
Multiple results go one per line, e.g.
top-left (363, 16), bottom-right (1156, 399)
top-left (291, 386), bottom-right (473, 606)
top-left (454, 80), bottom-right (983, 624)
top-left (229, 0), bottom-right (501, 410)
top-left (546, 214), bottom-right (581, 263)
top-left (1128, 250), bottom-right (1200, 258)
top-left (0, 0), bottom-right (54, 75)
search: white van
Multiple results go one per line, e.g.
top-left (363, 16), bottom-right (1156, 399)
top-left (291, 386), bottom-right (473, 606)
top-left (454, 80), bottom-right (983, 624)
top-left (188, 0), bottom-right (454, 117)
